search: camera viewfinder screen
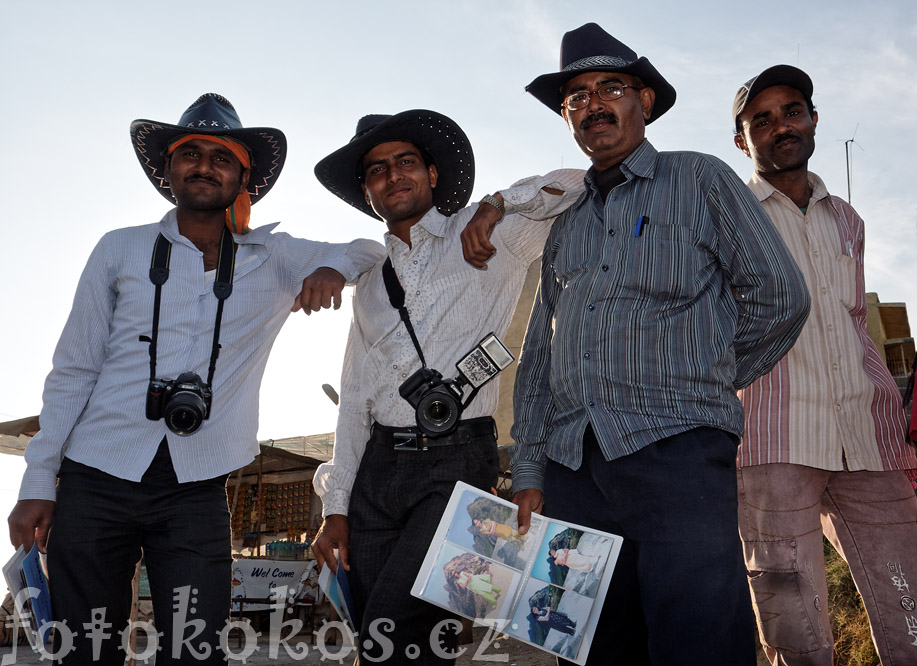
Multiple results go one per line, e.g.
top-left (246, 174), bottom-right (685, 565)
top-left (481, 335), bottom-right (514, 370)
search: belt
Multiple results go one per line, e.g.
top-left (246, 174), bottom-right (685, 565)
top-left (371, 417), bottom-right (496, 451)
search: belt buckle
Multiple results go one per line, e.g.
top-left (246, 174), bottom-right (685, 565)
top-left (393, 431), bottom-right (428, 452)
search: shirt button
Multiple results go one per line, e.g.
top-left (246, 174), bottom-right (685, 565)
top-left (401, 373), bottom-right (407, 378)
top-left (588, 304), bottom-right (595, 311)
top-left (584, 352), bottom-right (591, 359)
top-left (601, 265), bottom-right (609, 272)
top-left (832, 363), bottom-right (839, 370)
top-left (608, 229), bottom-right (615, 236)
top-left (821, 287), bottom-right (827, 294)
top-left (588, 400), bottom-right (595, 407)
top-left (415, 290), bottom-right (420, 295)
top-left (836, 404), bottom-right (842, 411)
top-left (393, 364), bottom-right (398, 369)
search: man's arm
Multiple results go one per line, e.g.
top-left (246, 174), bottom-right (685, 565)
top-left (711, 167), bottom-right (811, 388)
top-left (462, 169), bottom-right (585, 268)
top-left (311, 311), bottom-right (373, 571)
top-left (11, 236), bottom-right (118, 548)
top-left (510, 232), bottom-right (563, 533)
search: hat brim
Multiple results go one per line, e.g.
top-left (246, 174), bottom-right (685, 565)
top-left (130, 120), bottom-right (287, 205)
top-left (526, 57), bottom-right (676, 124)
top-left (314, 110), bottom-right (475, 219)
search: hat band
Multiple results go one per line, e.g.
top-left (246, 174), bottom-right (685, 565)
top-left (562, 55), bottom-right (633, 72)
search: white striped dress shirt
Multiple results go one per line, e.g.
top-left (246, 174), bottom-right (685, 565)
top-left (20, 209), bottom-right (384, 501)
top-left (739, 172), bottom-right (916, 472)
top-left (313, 170), bottom-right (585, 516)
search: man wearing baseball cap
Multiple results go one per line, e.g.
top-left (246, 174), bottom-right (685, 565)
top-left (734, 65), bottom-right (917, 665)
top-left (510, 23), bottom-right (810, 665)
top-left (8, 93), bottom-right (383, 664)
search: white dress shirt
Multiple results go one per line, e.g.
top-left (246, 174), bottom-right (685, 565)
top-left (313, 170), bottom-right (585, 516)
top-left (20, 209), bottom-right (384, 501)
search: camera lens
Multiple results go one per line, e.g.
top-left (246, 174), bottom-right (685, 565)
top-left (416, 390), bottom-right (461, 437)
top-left (164, 391), bottom-right (206, 436)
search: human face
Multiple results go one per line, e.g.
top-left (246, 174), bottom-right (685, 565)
top-left (561, 71), bottom-right (655, 171)
top-left (165, 138), bottom-right (249, 212)
top-left (361, 141), bottom-right (438, 225)
top-left (735, 85), bottom-right (817, 178)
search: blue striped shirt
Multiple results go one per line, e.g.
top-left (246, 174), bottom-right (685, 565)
top-left (20, 209), bottom-right (384, 501)
top-left (510, 140), bottom-right (810, 492)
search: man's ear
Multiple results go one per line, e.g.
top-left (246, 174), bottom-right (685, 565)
top-left (238, 167), bottom-right (251, 194)
top-left (361, 183), bottom-right (370, 204)
top-left (812, 110), bottom-right (818, 133)
top-left (734, 132), bottom-right (751, 158)
top-left (428, 163), bottom-right (438, 189)
top-left (640, 87), bottom-right (656, 121)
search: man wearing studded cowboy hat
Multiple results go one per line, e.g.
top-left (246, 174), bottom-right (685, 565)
top-left (7, 93), bottom-right (383, 665)
top-left (509, 24), bottom-right (811, 664)
top-left (309, 109), bottom-right (584, 663)
top-left (733, 65), bottom-right (917, 666)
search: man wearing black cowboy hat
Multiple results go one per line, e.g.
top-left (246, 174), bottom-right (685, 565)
top-left (509, 24), bottom-right (811, 664)
top-left (733, 65), bottom-right (917, 666)
top-left (310, 109), bottom-right (584, 663)
top-left (8, 93), bottom-right (383, 665)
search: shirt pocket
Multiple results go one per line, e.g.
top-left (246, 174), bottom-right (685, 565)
top-left (618, 223), bottom-right (701, 301)
top-left (833, 255), bottom-right (857, 311)
top-left (425, 270), bottom-right (484, 343)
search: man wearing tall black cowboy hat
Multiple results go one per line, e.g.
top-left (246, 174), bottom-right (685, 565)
top-left (733, 65), bottom-right (917, 666)
top-left (7, 93), bottom-right (383, 664)
top-left (509, 24), bottom-right (811, 664)
top-left (310, 110), bottom-right (584, 663)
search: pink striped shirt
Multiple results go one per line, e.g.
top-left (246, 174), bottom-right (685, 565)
top-left (738, 172), bottom-right (916, 472)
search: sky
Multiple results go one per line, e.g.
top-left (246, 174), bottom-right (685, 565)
top-left (1, 0), bottom-right (916, 573)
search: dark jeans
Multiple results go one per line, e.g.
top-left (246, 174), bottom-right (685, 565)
top-left (47, 440), bottom-right (231, 665)
top-left (544, 426), bottom-right (756, 666)
top-left (348, 419), bottom-right (499, 665)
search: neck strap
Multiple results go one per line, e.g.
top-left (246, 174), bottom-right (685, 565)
top-left (381, 257), bottom-right (427, 368)
top-left (141, 229), bottom-right (237, 386)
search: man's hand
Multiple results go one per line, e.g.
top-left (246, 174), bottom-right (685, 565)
top-left (461, 197), bottom-right (504, 269)
top-left (292, 267), bottom-right (346, 314)
top-left (512, 488), bottom-right (544, 535)
top-left (312, 514), bottom-right (350, 573)
top-left (8, 499), bottom-right (55, 552)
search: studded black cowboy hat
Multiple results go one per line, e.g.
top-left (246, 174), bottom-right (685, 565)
top-left (314, 110), bottom-right (475, 219)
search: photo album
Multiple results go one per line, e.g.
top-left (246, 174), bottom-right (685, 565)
top-left (411, 482), bottom-right (622, 665)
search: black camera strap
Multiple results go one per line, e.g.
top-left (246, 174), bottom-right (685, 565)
top-left (140, 229), bottom-right (237, 386)
top-left (381, 257), bottom-right (428, 368)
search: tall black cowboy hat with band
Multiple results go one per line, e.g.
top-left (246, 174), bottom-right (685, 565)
top-left (314, 110), bottom-right (475, 219)
top-left (130, 93), bottom-right (287, 205)
top-left (526, 23), bottom-right (676, 123)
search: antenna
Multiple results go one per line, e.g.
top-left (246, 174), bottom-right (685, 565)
top-left (843, 124), bottom-right (863, 204)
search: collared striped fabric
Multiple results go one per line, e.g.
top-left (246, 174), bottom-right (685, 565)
top-left (312, 170), bottom-right (586, 516)
top-left (511, 140), bottom-right (811, 492)
top-left (738, 172), bottom-right (916, 472)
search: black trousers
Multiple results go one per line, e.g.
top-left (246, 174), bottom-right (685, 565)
top-left (47, 440), bottom-right (231, 665)
top-left (545, 426), bottom-right (756, 666)
top-left (348, 420), bottom-right (499, 665)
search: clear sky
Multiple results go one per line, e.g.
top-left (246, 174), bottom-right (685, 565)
top-left (1, 1), bottom-right (915, 573)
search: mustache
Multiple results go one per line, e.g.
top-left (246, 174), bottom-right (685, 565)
top-left (580, 112), bottom-right (618, 130)
top-left (774, 131), bottom-right (801, 146)
top-left (186, 173), bottom-right (220, 185)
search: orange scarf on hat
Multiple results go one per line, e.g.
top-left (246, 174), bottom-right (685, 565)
top-left (167, 134), bottom-right (252, 234)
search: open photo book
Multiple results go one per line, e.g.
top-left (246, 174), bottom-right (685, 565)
top-left (411, 482), bottom-right (622, 665)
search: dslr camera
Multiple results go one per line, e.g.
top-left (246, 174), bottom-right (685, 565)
top-left (146, 372), bottom-right (212, 436)
top-left (399, 333), bottom-right (514, 438)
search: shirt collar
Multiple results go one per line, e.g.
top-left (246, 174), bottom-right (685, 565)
top-left (383, 206), bottom-right (447, 249)
top-left (584, 138), bottom-right (657, 192)
top-left (158, 208), bottom-right (278, 247)
top-left (747, 170), bottom-right (830, 208)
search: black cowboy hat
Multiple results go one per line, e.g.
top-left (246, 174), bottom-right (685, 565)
top-left (526, 23), bottom-right (676, 123)
top-left (314, 110), bottom-right (475, 219)
top-left (733, 65), bottom-right (814, 132)
top-left (130, 93), bottom-right (287, 205)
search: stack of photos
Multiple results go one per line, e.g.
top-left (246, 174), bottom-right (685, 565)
top-left (411, 482), bottom-right (622, 665)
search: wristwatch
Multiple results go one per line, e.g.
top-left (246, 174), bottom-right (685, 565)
top-left (479, 193), bottom-right (505, 220)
